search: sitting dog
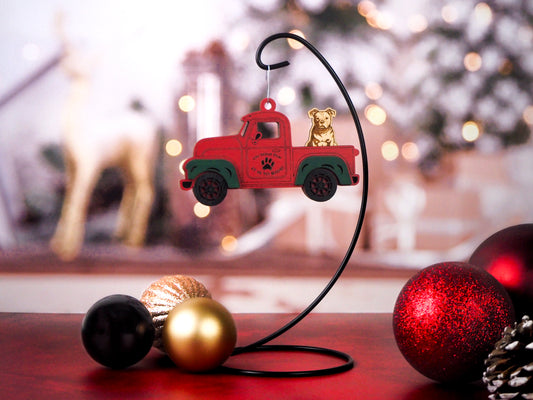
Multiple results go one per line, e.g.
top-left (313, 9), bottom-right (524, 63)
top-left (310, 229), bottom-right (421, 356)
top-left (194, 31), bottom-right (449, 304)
top-left (305, 107), bottom-right (338, 147)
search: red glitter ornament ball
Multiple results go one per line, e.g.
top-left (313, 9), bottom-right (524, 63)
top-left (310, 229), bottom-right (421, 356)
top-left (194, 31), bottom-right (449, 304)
top-left (469, 224), bottom-right (533, 317)
top-left (393, 262), bottom-right (515, 383)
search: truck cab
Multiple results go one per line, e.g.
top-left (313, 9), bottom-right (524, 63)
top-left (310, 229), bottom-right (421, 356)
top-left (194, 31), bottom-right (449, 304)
top-left (240, 102), bottom-right (293, 186)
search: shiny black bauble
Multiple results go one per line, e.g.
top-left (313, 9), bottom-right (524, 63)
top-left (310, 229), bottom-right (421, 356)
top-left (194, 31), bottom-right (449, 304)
top-left (81, 294), bottom-right (155, 369)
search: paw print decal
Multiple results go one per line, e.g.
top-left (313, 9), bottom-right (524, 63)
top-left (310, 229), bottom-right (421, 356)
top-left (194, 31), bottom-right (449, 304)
top-left (262, 157), bottom-right (274, 170)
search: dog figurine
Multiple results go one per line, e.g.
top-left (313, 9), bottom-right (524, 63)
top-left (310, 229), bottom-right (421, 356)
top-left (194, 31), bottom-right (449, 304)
top-left (305, 107), bottom-right (338, 147)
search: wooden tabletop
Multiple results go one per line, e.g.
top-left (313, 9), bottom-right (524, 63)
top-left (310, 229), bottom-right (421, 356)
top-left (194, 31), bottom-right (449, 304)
top-left (0, 313), bottom-right (488, 400)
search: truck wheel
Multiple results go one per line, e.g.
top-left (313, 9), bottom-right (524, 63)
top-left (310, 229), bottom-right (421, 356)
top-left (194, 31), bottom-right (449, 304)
top-left (303, 168), bottom-right (337, 202)
top-left (193, 172), bottom-right (228, 206)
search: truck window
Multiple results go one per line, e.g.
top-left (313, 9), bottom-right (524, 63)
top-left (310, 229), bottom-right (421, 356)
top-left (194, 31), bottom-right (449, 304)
top-left (256, 122), bottom-right (280, 139)
top-left (239, 121), bottom-right (249, 137)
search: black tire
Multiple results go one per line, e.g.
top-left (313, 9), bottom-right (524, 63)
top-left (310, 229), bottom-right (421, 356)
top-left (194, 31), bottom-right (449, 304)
top-left (193, 172), bottom-right (228, 206)
top-left (302, 168), bottom-right (337, 202)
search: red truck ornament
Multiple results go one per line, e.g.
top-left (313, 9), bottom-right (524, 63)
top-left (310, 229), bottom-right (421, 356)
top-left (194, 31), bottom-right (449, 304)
top-left (180, 98), bottom-right (360, 206)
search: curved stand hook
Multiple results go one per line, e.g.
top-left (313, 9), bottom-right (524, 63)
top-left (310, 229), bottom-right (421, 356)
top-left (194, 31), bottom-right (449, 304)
top-left (224, 33), bottom-right (369, 377)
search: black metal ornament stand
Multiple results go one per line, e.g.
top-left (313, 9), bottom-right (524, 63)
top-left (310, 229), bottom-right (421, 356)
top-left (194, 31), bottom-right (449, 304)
top-left (219, 33), bottom-right (369, 377)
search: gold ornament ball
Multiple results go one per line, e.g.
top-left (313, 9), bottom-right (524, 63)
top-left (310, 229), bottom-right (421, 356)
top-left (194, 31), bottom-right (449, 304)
top-left (140, 275), bottom-right (211, 351)
top-left (163, 297), bottom-right (237, 372)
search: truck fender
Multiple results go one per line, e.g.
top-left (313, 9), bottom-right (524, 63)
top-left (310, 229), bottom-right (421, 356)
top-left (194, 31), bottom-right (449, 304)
top-left (185, 159), bottom-right (240, 189)
top-left (295, 156), bottom-right (353, 186)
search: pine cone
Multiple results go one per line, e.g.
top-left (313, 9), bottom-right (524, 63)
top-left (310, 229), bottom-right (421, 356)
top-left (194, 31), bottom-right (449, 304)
top-left (483, 315), bottom-right (533, 400)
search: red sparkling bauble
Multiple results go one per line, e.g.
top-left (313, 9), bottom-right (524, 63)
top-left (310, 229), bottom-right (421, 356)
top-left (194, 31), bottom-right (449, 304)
top-left (469, 224), bottom-right (533, 317)
top-left (393, 262), bottom-right (515, 383)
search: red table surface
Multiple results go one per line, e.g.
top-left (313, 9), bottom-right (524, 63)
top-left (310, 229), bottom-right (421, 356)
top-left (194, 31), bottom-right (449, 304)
top-left (0, 313), bottom-right (488, 400)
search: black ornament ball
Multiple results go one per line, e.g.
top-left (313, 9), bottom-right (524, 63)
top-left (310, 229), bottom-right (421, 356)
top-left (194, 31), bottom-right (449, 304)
top-left (470, 224), bottom-right (533, 317)
top-left (81, 294), bottom-right (155, 369)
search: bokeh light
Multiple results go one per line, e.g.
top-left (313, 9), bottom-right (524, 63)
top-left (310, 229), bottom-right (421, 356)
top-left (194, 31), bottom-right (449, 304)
top-left (401, 142), bottom-right (420, 162)
top-left (365, 10), bottom-right (392, 30)
top-left (464, 52), bottom-right (483, 72)
top-left (365, 82), bottom-right (383, 100)
top-left (498, 59), bottom-right (513, 75)
top-left (357, 0), bottom-right (376, 17)
top-left (381, 140), bottom-right (399, 161)
top-left (441, 4), bottom-right (458, 23)
top-left (178, 95), bottom-right (195, 112)
top-left (288, 30), bottom-right (305, 49)
top-left (365, 104), bottom-right (387, 126)
top-left (523, 105), bottom-right (533, 125)
top-left (474, 2), bottom-right (493, 25)
top-left (220, 235), bottom-right (238, 252)
top-left (229, 30), bottom-right (250, 52)
top-left (462, 121), bottom-right (481, 142)
top-left (178, 159), bottom-right (187, 175)
top-left (278, 86), bottom-right (296, 105)
top-left (165, 139), bottom-right (183, 157)
top-left (193, 202), bottom-right (210, 218)
top-left (408, 14), bottom-right (428, 33)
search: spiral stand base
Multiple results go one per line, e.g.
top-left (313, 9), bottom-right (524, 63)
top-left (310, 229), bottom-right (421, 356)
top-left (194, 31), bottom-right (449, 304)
top-left (221, 345), bottom-right (354, 377)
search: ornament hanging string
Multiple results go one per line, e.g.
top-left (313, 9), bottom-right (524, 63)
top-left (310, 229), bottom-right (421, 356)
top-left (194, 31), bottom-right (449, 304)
top-left (266, 64), bottom-right (271, 101)
top-left (219, 33), bottom-right (369, 377)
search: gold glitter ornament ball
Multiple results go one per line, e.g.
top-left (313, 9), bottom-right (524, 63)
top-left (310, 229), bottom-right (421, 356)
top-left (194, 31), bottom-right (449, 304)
top-left (140, 275), bottom-right (211, 351)
top-left (163, 297), bottom-right (237, 372)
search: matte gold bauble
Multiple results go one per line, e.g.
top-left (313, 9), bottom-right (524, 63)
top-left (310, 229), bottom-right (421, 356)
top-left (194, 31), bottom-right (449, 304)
top-left (140, 275), bottom-right (211, 350)
top-left (162, 297), bottom-right (237, 372)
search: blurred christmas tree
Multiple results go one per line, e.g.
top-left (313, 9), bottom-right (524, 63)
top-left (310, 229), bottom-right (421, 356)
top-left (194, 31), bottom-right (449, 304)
top-left (231, 0), bottom-right (533, 175)
top-left (362, 0), bottom-right (533, 174)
